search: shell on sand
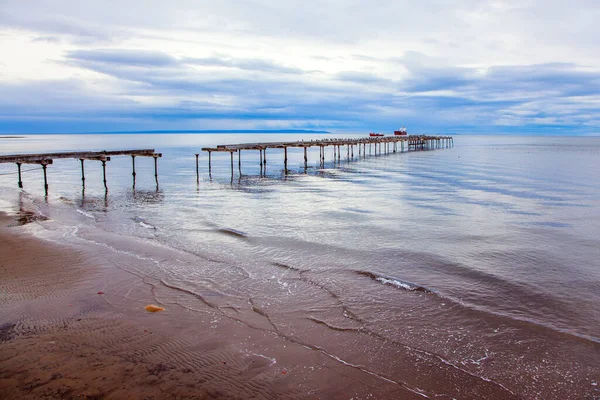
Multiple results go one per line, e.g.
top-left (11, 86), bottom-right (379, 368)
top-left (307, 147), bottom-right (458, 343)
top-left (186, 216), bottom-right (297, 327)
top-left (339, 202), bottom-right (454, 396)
top-left (144, 304), bottom-right (165, 313)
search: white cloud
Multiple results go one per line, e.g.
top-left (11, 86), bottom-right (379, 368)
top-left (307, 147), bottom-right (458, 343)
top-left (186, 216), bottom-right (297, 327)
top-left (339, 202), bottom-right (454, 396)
top-left (0, 0), bottom-right (599, 133)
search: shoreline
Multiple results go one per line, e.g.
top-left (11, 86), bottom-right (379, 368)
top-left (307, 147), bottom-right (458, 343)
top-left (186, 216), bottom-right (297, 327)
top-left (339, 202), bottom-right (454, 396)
top-left (0, 213), bottom-right (424, 399)
top-left (1, 211), bottom-right (599, 399)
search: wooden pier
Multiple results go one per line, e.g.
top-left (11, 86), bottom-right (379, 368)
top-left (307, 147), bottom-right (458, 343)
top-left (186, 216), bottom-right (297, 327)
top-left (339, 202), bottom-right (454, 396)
top-left (199, 135), bottom-right (453, 178)
top-left (0, 149), bottom-right (162, 195)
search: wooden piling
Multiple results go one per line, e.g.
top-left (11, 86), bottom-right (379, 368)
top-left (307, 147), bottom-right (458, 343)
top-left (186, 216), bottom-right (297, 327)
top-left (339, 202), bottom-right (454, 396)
top-left (284, 147), bottom-right (288, 172)
top-left (80, 159), bottom-right (85, 186)
top-left (195, 154), bottom-right (199, 182)
top-left (304, 146), bottom-right (308, 168)
top-left (153, 155), bottom-right (159, 186)
top-left (42, 164), bottom-right (48, 195)
top-left (101, 160), bottom-right (107, 191)
top-left (16, 162), bottom-right (22, 189)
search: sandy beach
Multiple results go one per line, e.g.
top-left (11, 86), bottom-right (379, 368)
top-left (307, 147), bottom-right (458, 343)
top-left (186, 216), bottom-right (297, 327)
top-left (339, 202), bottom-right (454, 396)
top-left (1, 199), bottom-right (599, 399)
top-left (0, 212), bottom-right (441, 399)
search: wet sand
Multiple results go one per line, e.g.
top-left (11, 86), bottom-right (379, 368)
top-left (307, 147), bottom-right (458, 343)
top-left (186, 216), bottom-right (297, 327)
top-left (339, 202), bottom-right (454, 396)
top-left (0, 213), bottom-right (427, 399)
top-left (1, 211), bottom-right (598, 399)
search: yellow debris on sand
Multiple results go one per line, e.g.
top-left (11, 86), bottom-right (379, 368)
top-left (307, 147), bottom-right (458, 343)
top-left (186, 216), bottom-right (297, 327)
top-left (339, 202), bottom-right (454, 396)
top-left (144, 304), bottom-right (165, 313)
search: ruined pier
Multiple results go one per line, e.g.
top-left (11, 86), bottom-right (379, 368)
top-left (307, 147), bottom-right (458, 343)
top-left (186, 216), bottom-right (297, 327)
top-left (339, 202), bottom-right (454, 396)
top-left (199, 135), bottom-right (453, 179)
top-left (0, 149), bottom-right (162, 195)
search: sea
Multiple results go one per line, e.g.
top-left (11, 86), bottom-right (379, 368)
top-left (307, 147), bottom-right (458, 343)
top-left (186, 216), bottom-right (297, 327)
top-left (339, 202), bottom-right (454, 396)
top-left (1, 133), bottom-right (599, 398)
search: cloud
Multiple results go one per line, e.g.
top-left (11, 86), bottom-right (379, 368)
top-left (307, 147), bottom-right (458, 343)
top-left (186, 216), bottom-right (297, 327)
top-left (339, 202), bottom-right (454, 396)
top-left (67, 49), bottom-right (178, 67)
top-left (183, 56), bottom-right (305, 75)
top-left (0, 0), bottom-right (599, 133)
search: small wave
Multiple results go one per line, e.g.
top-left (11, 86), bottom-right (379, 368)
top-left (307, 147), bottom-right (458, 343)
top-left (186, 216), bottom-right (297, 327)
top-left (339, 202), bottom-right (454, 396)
top-left (271, 262), bottom-right (303, 272)
top-left (356, 271), bottom-right (432, 294)
top-left (76, 209), bottom-right (95, 219)
top-left (139, 221), bottom-right (157, 230)
top-left (217, 228), bottom-right (248, 239)
top-left (133, 217), bottom-right (157, 230)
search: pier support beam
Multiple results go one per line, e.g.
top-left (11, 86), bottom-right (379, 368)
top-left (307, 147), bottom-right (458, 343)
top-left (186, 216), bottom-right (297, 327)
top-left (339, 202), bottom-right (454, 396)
top-left (16, 162), bottom-right (23, 189)
top-left (284, 147), bottom-right (288, 172)
top-left (230, 151), bottom-right (234, 177)
top-left (131, 155), bottom-right (136, 187)
top-left (195, 154), bottom-right (199, 182)
top-left (101, 160), bottom-right (108, 191)
top-left (153, 155), bottom-right (159, 186)
top-left (238, 150), bottom-right (242, 174)
top-left (303, 147), bottom-right (308, 169)
top-left (42, 164), bottom-right (49, 196)
top-left (80, 159), bottom-right (86, 187)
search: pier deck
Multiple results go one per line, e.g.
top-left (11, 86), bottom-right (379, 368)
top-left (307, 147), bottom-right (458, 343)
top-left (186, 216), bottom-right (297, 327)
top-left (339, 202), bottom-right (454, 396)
top-left (0, 149), bottom-right (162, 194)
top-left (198, 135), bottom-right (453, 178)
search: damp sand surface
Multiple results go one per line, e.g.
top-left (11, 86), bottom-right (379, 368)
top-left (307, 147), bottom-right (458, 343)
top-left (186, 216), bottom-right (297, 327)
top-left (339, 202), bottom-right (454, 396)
top-left (0, 212), bottom-right (599, 399)
top-left (0, 213), bottom-right (454, 399)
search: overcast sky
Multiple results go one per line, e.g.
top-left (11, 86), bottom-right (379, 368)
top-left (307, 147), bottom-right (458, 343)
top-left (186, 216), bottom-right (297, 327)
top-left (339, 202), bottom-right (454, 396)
top-left (0, 0), bottom-right (598, 134)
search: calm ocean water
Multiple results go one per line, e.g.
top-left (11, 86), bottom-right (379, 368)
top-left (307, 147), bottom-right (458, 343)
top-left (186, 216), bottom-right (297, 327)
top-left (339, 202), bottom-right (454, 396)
top-left (1, 134), bottom-right (599, 397)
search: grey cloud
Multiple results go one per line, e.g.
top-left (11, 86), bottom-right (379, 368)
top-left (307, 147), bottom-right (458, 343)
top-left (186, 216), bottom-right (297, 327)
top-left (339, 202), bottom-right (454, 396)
top-left (66, 49), bottom-right (178, 67)
top-left (183, 57), bottom-right (304, 75)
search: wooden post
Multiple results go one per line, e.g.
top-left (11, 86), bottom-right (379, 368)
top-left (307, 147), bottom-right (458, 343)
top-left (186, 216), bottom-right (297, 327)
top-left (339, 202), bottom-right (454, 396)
top-left (259, 149), bottom-right (263, 167)
top-left (263, 148), bottom-right (267, 166)
top-left (195, 154), bottom-right (199, 182)
top-left (351, 145), bottom-right (354, 158)
top-left (304, 146), bottom-right (308, 168)
top-left (131, 155), bottom-right (136, 187)
top-left (238, 150), bottom-right (242, 174)
top-left (80, 159), bottom-right (85, 186)
top-left (208, 151), bottom-right (212, 175)
top-left (101, 160), bottom-right (108, 191)
top-left (284, 147), bottom-right (288, 172)
top-left (42, 163), bottom-right (49, 195)
top-left (154, 155), bottom-right (159, 185)
top-left (230, 151), bottom-right (234, 177)
top-left (16, 162), bottom-right (23, 188)
top-left (131, 155), bottom-right (136, 179)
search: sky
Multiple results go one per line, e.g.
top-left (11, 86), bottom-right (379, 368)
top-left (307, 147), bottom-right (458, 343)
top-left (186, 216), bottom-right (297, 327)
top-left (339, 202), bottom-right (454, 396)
top-left (0, 0), bottom-right (599, 134)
